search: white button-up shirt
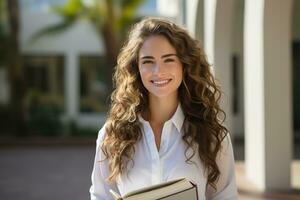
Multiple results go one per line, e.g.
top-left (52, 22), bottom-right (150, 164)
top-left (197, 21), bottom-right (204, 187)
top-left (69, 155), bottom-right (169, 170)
top-left (90, 105), bottom-right (238, 200)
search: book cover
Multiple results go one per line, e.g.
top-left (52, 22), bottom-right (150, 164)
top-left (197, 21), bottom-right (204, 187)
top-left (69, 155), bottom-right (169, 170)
top-left (109, 178), bottom-right (198, 200)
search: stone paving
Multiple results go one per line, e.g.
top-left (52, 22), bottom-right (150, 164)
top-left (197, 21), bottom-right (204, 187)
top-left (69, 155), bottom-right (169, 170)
top-left (0, 141), bottom-right (300, 200)
top-left (0, 145), bottom-right (95, 200)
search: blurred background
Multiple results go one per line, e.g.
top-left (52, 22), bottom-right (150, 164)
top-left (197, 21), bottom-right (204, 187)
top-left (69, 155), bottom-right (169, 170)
top-left (0, 0), bottom-right (299, 199)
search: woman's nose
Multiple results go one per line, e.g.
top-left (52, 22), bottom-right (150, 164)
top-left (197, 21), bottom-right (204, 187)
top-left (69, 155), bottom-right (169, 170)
top-left (152, 62), bottom-right (163, 74)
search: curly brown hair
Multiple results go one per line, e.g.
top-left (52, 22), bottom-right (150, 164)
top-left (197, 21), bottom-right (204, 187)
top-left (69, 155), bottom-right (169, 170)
top-left (101, 17), bottom-right (228, 190)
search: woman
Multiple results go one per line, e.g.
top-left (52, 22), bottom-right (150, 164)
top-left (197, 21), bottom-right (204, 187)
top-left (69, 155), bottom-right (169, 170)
top-left (90, 17), bottom-right (238, 200)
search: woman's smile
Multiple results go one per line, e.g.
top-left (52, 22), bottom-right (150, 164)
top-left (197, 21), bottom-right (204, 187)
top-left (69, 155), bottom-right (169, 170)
top-left (151, 78), bottom-right (172, 87)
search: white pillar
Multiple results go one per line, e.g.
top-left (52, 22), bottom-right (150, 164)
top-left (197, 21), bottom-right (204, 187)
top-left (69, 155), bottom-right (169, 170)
top-left (185, 0), bottom-right (204, 42)
top-left (65, 52), bottom-right (79, 121)
top-left (204, 0), bottom-right (234, 136)
top-left (244, 0), bottom-right (293, 190)
top-left (204, 0), bottom-right (217, 68)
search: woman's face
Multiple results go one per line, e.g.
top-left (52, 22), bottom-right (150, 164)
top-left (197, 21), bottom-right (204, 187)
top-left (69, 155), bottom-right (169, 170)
top-left (138, 35), bottom-right (183, 99)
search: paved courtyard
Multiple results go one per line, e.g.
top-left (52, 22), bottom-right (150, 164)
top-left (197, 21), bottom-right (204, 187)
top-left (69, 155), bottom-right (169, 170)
top-left (0, 144), bottom-right (94, 200)
top-left (0, 140), bottom-right (300, 200)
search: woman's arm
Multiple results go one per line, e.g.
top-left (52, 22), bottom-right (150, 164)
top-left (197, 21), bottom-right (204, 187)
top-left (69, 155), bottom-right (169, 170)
top-left (205, 134), bottom-right (239, 200)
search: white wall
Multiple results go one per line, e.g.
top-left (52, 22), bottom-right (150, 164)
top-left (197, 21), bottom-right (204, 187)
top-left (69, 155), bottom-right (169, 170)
top-left (20, 11), bottom-right (103, 54)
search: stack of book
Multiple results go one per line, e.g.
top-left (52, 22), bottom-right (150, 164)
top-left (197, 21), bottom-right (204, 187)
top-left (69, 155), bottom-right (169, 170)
top-left (109, 178), bottom-right (198, 200)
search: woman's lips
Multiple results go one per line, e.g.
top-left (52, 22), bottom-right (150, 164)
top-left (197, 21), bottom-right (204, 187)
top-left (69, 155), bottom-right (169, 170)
top-left (150, 79), bottom-right (172, 87)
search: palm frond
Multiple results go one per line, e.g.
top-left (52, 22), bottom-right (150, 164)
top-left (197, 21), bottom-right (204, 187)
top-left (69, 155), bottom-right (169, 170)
top-left (86, 1), bottom-right (107, 27)
top-left (51, 0), bottom-right (84, 19)
top-left (30, 20), bottom-right (74, 43)
top-left (30, 0), bottom-right (86, 43)
top-left (117, 0), bottom-right (145, 32)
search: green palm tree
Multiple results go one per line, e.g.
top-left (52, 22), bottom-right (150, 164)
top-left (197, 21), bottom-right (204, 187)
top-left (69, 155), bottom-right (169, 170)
top-left (33, 0), bottom-right (145, 90)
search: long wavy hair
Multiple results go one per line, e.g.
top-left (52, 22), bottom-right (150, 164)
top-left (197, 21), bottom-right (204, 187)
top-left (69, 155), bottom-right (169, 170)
top-left (101, 17), bottom-right (228, 190)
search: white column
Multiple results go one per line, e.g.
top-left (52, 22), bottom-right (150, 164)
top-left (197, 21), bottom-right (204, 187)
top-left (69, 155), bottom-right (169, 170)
top-left (204, 0), bottom-right (234, 136)
top-left (185, 0), bottom-right (204, 42)
top-left (244, 0), bottom-right (293, 190)
top-left (65, 52), bottom-right (79, 121)
top-left (244, 0), bottom-right (265, 189)
top-left (204, 0), bottom-right (217, 68)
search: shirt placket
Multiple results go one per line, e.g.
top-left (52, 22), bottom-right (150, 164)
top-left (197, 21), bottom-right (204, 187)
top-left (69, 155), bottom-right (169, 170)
top-left (145, 125), bottom-right (161, 185)
top-left (159, 122), bottom-right (171, 182)
top-left (146, 121), bottom-right (172, 185)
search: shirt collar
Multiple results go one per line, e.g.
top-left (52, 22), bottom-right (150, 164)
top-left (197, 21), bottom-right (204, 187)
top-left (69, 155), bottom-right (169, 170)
top-left (170, 103), bottom-right (185, 132)
top-left (138, 103), bottom-right (185, 133)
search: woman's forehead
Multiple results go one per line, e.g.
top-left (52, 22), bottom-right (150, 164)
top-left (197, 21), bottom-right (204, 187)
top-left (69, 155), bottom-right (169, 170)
top-left (138, 35), bottom-right (177, 58)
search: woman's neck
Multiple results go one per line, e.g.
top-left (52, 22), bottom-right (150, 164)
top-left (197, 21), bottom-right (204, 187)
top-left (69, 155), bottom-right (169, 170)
top-left (146, 93), bottom-right (179, 125)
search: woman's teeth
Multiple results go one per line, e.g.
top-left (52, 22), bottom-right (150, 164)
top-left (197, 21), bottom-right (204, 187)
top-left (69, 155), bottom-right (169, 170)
top-left (151, 79), bottom-right (171, 86)
top-left (153, 80), bottom-right (169, 84)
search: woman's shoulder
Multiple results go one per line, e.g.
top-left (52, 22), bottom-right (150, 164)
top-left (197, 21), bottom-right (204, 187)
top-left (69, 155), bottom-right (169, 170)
top-left (218, 133), bottom-right (234, 157)
top-left (96, 123), bottom-right (108, 144)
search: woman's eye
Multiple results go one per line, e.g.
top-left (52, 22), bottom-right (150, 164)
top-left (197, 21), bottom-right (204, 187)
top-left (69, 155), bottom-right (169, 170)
top-left (142, 60), bottom-right (153, 64)
top-left (164, 58), bottom-right (175, 63)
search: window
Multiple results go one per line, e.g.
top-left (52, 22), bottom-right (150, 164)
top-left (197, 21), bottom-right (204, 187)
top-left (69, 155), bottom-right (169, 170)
top-left (23, 55), bottom-right (65, 112)
top-left (79, 55), bottom-right (110, 113)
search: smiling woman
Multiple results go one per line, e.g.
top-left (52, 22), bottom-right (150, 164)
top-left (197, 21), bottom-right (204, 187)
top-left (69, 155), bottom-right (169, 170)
top-left (138, 35), bottom-right (183, 99)
top-left (89, 17), bottom-right (238, 200)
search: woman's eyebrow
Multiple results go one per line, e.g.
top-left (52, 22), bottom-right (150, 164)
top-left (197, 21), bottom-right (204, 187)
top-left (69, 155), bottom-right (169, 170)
top-left (140, 56), bottom-right (154, 60)
top-left (140, 53), bottom-right (177, 60)
top-left (161, 53), bottom-right (177, 58)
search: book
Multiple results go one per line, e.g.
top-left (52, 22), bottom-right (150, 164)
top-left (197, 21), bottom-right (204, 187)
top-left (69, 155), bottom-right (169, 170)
top-left (109, 178), bottom-right (198, 200)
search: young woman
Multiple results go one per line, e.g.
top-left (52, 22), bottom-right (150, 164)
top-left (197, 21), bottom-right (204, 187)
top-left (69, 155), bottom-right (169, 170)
top-left (90, 17), bottom-right (238, 200)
